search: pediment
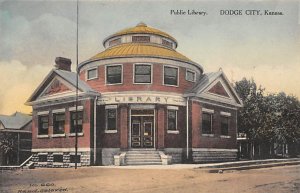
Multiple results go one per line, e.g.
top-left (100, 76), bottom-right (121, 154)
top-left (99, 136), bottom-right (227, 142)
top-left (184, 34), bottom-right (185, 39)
top-left (38, 76), bottom-right (74, 98)
top-left (207, 81), bottom-right (230, 97)
top-left (198, 74), bottom-right (242, 107)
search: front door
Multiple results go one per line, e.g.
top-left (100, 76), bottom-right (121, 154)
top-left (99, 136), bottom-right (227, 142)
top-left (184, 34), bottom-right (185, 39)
top-left (131, 116), bottom-right (154, 148)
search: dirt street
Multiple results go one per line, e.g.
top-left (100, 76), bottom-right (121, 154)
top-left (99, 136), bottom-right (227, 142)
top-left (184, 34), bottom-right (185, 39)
top-left (1, 165), bottom-right (299, 193)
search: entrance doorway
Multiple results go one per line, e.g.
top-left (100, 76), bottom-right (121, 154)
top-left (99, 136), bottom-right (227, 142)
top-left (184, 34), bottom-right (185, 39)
top-left (131, 109), bottom-right (154, 148)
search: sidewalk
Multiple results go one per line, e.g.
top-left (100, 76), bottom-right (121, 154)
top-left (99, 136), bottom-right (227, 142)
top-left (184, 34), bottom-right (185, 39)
top-left (91, 158), bottom-right (300, 172)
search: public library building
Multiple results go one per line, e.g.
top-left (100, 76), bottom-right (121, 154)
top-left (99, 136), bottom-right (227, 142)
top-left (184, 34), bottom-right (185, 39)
top-left (26, 23), bottom-right (243, 167)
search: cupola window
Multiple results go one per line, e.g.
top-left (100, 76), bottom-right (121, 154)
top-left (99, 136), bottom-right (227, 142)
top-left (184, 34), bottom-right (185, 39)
top-left (162, 39), bottom-right (173, 48)
top-left (109, 38), bottom-right (121, 46)
top-left (132, 36), bottom-right (150, 43)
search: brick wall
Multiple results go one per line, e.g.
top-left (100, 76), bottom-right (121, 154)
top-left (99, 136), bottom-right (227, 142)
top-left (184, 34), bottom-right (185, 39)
top-left (80, 63), bottom-right (195, 94)
top-left (190, 101), bottom-right (237, 149)
top-left (32, 99), bottom-right (92, 149)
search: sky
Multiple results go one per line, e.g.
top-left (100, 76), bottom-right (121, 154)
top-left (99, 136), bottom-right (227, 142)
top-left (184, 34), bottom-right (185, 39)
top-left (0, 0), bottom-right (299, 115)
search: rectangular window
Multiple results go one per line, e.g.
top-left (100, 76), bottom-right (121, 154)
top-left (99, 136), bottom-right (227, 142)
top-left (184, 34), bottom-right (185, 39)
top-left (70, 155), bottom-right (80, 163)
top-left (38, 155), bottom-right (47, 162)
top-left (221, 116), bottom-right (229, 136)
top-left (132, 36), bottom-right (150, 43)
top-left (162, 39), bottom-right (173, 48)
top-left (106, 109), bottom-right (117, 131)
top-left (106, 65), bottom-right (122, 84)
top-left (53, 113), bottom-right (65, 134)
top-left (53, 154), bottom-right (63, 162)
top-left (202, 113), bottom-right (213, 134)
top-left (167, 110), bottom-right (177, 131)
top-left (38, 115), bottom-right (49, 135)
top-left (186, 69), bottom-right (196, 82)
top-left (87, 68), bottom-right (97, 80)
top-left (70, 111), bottom-right (83, 133)
top-left (134, 64), bottom-right (151, 83)
top-left (164, 66), bottom-right (178, 86)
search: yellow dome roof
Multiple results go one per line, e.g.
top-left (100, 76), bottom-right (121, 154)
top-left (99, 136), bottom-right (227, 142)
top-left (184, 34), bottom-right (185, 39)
top-left (90, 43), bottom-right (195, 64)
top-left (103, 22), bottom-right (178, 47)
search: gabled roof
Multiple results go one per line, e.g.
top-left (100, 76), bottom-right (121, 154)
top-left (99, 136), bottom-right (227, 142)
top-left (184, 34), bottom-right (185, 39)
top-left (185, 70), bottom-right (243, 107)
top-left (0, 112), bottom-right (31, 130)
top-left (26, 69), bottom-right (98, 104)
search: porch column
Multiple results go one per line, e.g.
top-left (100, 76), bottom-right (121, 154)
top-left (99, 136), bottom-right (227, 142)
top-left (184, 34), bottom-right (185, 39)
top-left (157, 105), bottom-right (165, 149)
top-left (120, 105), bottom-right (128, 149)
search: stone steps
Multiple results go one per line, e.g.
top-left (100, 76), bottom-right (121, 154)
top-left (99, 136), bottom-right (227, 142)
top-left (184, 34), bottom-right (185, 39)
top-left (125, 149), bottom-right (162, 165)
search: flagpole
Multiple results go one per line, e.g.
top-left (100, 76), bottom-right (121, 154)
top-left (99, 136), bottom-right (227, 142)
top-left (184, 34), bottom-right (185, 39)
top-left (75, 0), bottom-right (79, 170)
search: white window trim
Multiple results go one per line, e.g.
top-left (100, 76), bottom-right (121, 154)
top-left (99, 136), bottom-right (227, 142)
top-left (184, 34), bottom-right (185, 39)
top-left (68, 133), bottom-right (84, 137)
top-left (220, 111), bottom-right (231, 117)
top-left (37, 111), bottom-right (49, 115)
top-left (186, 69), bottom-right (196, 82)
top-left (167, 130), bottom-right (179, 134)
top-left (52, 108), bottom-right (66, 113)
top-left (105, 105), bottom-right (118, 109)
top-left (51, 133), bottom-right (66, 138)
top-left (133, 63), bottom-right (153, 84)
top-left (163, 65), bottom-right (179, 87)
top-left (86, 67), bottom-right (98, 81)
top-left (37, 134), bottom-right (49, 138)
top-left (167, 109), bottom-right (178, 131)
top-left (104, 130), bottom-right (118, 134)
top-left (220, 135), bottom-right (231, 139)
top-left (105, 64), bottom-right (123, 85)
top-left (167, 106), bottom-right (179, 110)
top-left (202, 134), bottom-right (215, 137)
top-left (69, 106), bottom-right (83, 111)
top-left (202, 108), bottom-right (214, 114)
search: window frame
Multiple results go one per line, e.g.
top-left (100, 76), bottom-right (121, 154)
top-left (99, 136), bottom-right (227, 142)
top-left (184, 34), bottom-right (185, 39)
top-left (38, 114), bottom-right (49, 136)
top-left (70, 111), bottom-right (83, 134)
top-left (163, 65), bottom-right (179, 87)
top-left (186, 69), bottom-right (196, 82)
top-left (167, 106), bottom-right (179, 134)
top-left (52, 112), bottom-right (66, 136)
top-left (202, 111), bottom-right (213, 135)
top-left (105, 105), bottom-right (118, 133)
top-left (86, 67), bottom-right (98, 81)
top-left (162, 38), bottom-right (173, 48)
top-left (105, 64), bottom-right (123, 85)
top-left (220, 116), bottom-right (230, 136)
top-left (132, 35), bottom-right (150, 43)
top-left (133, 63), bottom-right (153, 84)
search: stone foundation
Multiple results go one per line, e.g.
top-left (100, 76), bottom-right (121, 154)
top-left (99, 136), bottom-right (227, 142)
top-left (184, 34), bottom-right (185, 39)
top-left (164, 148), bottom-right (183, 163)
top-left (192, 148), bottom-right (237, 163)
top-left (32, 151), bottom-right (90, 168)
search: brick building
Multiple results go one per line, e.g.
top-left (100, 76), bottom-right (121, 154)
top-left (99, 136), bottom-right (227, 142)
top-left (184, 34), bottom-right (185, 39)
top-left (26, 23), bottom-right (242, 167)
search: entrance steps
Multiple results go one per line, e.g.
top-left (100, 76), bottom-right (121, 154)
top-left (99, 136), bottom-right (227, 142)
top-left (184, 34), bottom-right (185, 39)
top-left (125, 149), bottom-right (162, 165)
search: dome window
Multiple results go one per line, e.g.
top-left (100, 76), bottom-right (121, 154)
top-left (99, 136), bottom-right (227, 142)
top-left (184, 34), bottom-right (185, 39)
top-left (162, 39), bottom-right (173, 48)
top-left (132, 36), bottom-right (150, 43)
top-left (109, 38), bottom-right (121, 47)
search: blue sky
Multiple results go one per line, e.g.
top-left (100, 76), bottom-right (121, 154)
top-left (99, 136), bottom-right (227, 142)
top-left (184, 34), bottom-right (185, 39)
top-left (0, 0), bottom-right (299, 114)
